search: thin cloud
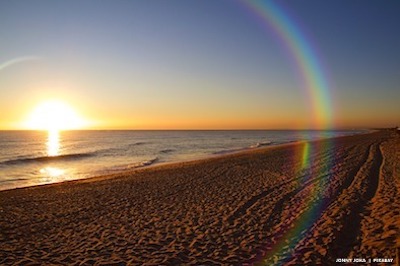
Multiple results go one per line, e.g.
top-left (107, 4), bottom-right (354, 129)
top-left (0, 56), bottom-right (42, 72)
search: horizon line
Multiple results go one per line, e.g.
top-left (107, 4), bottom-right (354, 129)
top-left (0, 127), bottom-right (387, 132)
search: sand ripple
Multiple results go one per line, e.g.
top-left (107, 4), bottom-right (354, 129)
top-left (0, 130), bottom-right (398, 265)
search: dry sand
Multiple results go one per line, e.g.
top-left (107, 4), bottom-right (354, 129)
top-left (0, 130), bottom-right (399, 265)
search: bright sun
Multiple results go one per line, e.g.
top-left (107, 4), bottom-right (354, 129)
top-left (25, 100), bottom-right (86, 131)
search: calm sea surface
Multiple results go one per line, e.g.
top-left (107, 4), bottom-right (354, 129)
top-left (0, 130), bottom-right (367, 190)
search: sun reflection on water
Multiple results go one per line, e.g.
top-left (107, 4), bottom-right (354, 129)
top-left (41, 130), bottom-right (67, 182)
top-left (47, 130), bottom-right (60, 156)
top-left (40, 166), bottom-right (65, 177)
top-left (39, 166), bottom-right (67, 184)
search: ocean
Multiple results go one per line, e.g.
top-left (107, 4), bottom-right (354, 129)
top-left (0, 130), bottom-right (367, 191)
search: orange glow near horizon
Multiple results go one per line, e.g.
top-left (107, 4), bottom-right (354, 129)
top-left (2, 97), bottom-right (397, 131)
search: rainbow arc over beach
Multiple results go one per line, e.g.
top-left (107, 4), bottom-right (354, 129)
top-left (244, 0), bottom-right (333, 129)
top-left (242, 0), bottom-right (335, 263)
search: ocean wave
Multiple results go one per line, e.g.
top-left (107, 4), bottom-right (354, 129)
top-left (160, 149), bottom-right (175, 154)
top-left (250, 141), bottom-right (272, 148)
top-left (92, 142), bottom-right (151, 156)
top-left (93, 147), bottom-right (123, 156)
top-left (103, 157), bottom-right (159, 172)
top-left (0, 178), bottom-right (28, 183)
top-left (213, 141), bottom-right (272, 155)
top-left (128, 141), bottom-right (148, 147)
top-left (213, 148), bottom-right (246, 155)
top-left (1, 153), bottom-right (95, 165)
top-left (139, 157), bottom-right (159, 166)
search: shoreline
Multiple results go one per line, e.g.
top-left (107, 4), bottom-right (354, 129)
top-left (0, 130), bottom-right (373, 192)
top-left (1, 129), bottom-right (398, 265)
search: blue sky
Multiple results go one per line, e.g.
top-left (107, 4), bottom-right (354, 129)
top-left (0, 0), bottom-right (399, 129)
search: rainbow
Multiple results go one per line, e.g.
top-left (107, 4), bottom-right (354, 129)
top-left (239, 0), bottom-right (335, 264)
top-left (242, 0), bottom-right (333, 129)
top-left (0, 56), bottom-right (41, 73)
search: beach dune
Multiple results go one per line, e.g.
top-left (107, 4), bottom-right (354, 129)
top-left (0, 130), bottom-right (399, 265)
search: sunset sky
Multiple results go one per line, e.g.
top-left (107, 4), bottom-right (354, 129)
top-left (0, 0), bottom-right (399, 130)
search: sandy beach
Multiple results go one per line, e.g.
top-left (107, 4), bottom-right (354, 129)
top-left (0, 130), bottom-right (398, 265)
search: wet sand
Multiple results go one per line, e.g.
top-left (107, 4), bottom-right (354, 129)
top-left (0, 130), bottom-right (399, 265)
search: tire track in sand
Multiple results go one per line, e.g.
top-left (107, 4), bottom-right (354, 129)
top-left (330, 143), bottom-right (382, 259)
top-left (257, 142), bottom-right (373, 265)
top-left (226, 142), bottom-right (365, 226)
top-left (285, 142), bottom-right (383, 264)
top-left (223, 141), bottom-right (371, 264)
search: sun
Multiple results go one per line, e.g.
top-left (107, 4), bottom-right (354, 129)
top-left (25, 100), bottom-right (87, 131)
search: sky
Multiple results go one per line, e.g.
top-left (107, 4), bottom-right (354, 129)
top-left (0, 0), bottom-right (399, 130)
